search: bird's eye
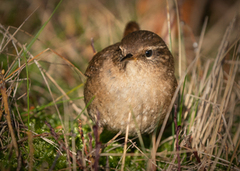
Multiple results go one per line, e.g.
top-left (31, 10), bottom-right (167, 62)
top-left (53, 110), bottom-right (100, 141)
top-left (145, 50), bottom-right (152, 57)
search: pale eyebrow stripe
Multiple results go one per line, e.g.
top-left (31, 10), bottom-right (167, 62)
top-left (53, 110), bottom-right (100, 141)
top-left (151, 45), bottom-right (165, 49)
top-left (141, 45), bottom-right (166, 52)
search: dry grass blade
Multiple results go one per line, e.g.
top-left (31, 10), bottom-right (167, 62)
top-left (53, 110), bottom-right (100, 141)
top-left (173, 0), bottom-right (182, 77)
top-left (121, 111), bottom-right (131, 171)
top-left (185, 15), bottom-right (240, 170)
top-left (210, 27), bottom-right (239, 171)
top-left (0, 73), bottom-right (19, 157)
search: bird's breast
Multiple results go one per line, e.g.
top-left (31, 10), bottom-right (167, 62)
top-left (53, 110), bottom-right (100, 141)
top-left (101, 60), bottom-right (168, 108)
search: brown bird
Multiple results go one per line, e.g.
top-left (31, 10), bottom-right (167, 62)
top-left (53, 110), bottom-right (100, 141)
top-left (84, 22), bottom-right (177, 136)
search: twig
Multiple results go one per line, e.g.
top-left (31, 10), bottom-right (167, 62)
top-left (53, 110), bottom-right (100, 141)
top-left (91, 38), bottom-right (96, 54)
top-left (186, 133), bottom-right (206, 171)
top-left (121, 111), bottom-right (131, 171)
top-left (78, 119), bottom-right (88, 156)
top-left (227, 138), bottom-right (240, 171)
top-left (27, 131), bottom-right (34, 171)
top-left (88, 133), bottom-right (93, 155)
top-left (45, 121), bottom-right (83, 169)
top-left (49, 150), bottom-right (61, 171)
top-left (174, 104), bottom-right (181, 171)
top-left (104, 130), bottom-right (122, 148)
top-left (129, 139), bottom-right (161, 170)
top-left (93, 111), bottom-right (101, 171)
top-left (106, 156), bottom-right (110, 171)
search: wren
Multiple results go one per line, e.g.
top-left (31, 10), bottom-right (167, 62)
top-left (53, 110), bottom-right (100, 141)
top-left (84, 22), bottom-right (177, 135)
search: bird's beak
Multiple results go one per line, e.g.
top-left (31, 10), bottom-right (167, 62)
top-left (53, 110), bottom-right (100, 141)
top-left (119, 45), bottom-right (137, 62)
top-left (120, 53), bottom-right (137, 62)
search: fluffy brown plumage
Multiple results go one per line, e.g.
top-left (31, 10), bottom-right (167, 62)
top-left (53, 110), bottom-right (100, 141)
top-left (84, 28), bottom-right (177, 136)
